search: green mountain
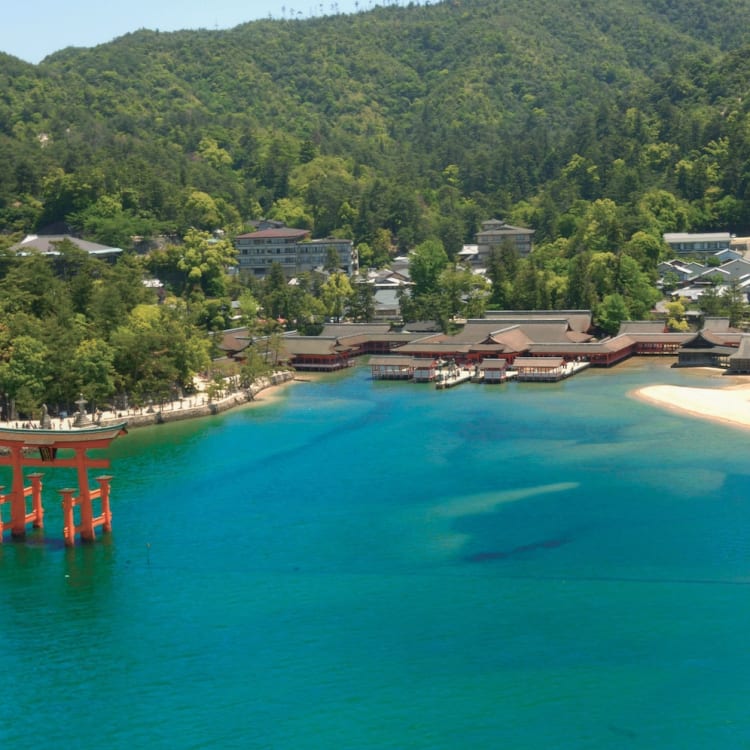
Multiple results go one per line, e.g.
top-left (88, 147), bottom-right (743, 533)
top-left (2, 0), bottom-right (750, 251)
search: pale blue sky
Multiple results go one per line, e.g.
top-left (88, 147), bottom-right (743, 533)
top-left (3, 0), bottom-right (366, 64)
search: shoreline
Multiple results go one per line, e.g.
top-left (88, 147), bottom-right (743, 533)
top-left (632, 378), bottom-right (750, 431)
top-left (13, 360), bottom-right (750, 434)
top-left (103, 370), bottom-right (299, 429)
top-left (1, 370), bottom-right (299, 433)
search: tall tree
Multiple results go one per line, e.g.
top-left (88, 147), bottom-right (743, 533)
top-left (0, 334), bottom-right (51, 418)
top-left (566, 253), bottom-right (597, 310)
top-left (486, 247), bottom-right (509, 308)
top-left (321, 272), bottom-right (354, 322)
top-left (348, 277), bottom-right (376, 322)
top-left (176, 229), bottom-right (237, 298)
top-left (71, 338), bottom-right (117, 409)
top-left (409, 238), bottom-right (449, 296)
top-left (597, 293), bottom-right (630, 335)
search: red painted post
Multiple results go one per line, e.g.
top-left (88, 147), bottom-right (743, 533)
top-left (0, 485), bottom-right (7, 538)
top-left (74, 447), bottom-right (95, 542)
top-left (9, 445), bottom-right (26, 539)
top-left (27, 473), bottom-right (44, 529)
top-left (96, 476), bottom-right (113, 533)
top-left (60, 489), bottom-right (77, 546)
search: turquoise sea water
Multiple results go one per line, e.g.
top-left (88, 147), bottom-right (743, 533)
top-left (2, 359), bottom-right (750, 749)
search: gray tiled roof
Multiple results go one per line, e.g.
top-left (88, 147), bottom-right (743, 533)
top-left (11, 234), bottom-right (122, 255)
top-left (483, 310), bottom-right (592, 333)
top-left (320, 324), bottom-right (393, 337)
top-left (617, 321), bottom-right (667, 334)
top-left (281, 337), bottom-right (355, 356)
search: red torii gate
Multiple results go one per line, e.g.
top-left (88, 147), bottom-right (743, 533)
top-left (0, 421), bottom-right (127, 545)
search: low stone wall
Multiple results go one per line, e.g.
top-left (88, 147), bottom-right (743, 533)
top-left (100, 371), bottom-right (295, 430)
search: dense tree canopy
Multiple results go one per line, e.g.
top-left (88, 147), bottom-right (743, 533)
top-left (1, 0), bottom-right (750, 253)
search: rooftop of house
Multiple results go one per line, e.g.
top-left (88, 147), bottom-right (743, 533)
top-left (476, 222), bottom-right (534, 239)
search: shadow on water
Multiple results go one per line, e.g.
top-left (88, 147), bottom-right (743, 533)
top-left (0, 529), bottom-right (115, 593)
top-left (62, 537), bottom-right (115, 590)
top-left (466, 534), bottom-right (573, 562)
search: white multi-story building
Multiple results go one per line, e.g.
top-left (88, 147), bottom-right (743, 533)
top-left (663, 231), bottom-right (732, 256)
top-left (235, 224), bottom-right (357, 277)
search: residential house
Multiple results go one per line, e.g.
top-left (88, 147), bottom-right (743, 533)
top-left (658, 260), bottom-right (703, 285)
top-left (730, 237), bottom-right (750, 255)
top-left (365, 267), bottom-right (412, 321)
top-left (458, 219), bottom-right (535, 266)
top-left (710, 258), bottom-right (750, 279)
top-left (714, 248), bottom-right (744, 264)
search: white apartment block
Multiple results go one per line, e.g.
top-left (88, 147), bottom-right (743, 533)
top-left (235, 226), bottom-right (357, 277)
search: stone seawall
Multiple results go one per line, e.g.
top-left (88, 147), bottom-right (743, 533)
top-left (100, 371), bottom-right (295, 430)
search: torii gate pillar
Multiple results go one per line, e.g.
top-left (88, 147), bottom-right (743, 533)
top-left (0, 443), bottom-right (45, 539)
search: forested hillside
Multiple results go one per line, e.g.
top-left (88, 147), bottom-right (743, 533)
top-left (2, 0), bottom-right (750, 251)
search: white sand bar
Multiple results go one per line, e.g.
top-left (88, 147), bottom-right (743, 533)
top-left (633, 383), bottom-right (750, 429)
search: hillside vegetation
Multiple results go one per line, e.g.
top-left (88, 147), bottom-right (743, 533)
top-left (2, 0), bottom-right (750, 249)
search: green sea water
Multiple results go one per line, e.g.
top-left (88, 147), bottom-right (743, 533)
top-left (2, 359), bottom-right (750, 749)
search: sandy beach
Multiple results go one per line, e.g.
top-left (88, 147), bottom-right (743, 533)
top-left (633, 380), bottom-right (750, 430)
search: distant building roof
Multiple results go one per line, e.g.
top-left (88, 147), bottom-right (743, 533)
top-left (235, 228), bottom-right (310, 240)
top-left (702, 317), bottom-right (734, 332)
top-left (368, 355), bottom-right (415, 367)
top-left (663, 232), bottom-right (732, 243)
top-left (618, 321), bottom-right (667, 335)
top-left (10, 234), bottom-right (123, 257)
top-left (513, 356), bottom-right (565, 368)
top-left (215, 327), bottom-right (253, 355)
top-left (476, 221), bottom-right (534, 240)
top-left (400, 321), bottom-right (441, 333)
top-left (484, 310), bottom-right (592, 333)
top-left (320, 323), bottom-right (393, 338)
top-left (713, 258), bottom-right (750, 278)
top-left (280, 336), bottom-right (356, 357)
